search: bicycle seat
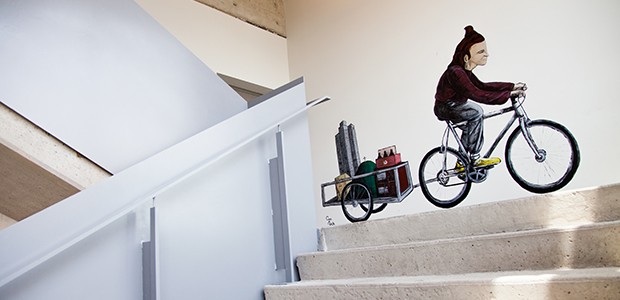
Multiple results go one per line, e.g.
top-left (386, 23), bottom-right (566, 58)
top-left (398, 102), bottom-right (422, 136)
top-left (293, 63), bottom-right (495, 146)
top-left (447, 120), bottom-right (468, 128)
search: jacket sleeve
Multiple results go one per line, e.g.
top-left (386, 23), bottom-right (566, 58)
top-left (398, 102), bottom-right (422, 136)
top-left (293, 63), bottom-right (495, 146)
top-left (448, 66), bottom-right (513, 105)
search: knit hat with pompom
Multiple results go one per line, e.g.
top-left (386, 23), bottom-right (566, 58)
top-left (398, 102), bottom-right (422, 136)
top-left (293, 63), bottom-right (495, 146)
top-left (450, 25), bottom-right (485, 67)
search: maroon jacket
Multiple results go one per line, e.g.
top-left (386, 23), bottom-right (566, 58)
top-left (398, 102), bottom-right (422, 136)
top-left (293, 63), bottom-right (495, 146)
top-left (435, 65), bottom-right (513, 105)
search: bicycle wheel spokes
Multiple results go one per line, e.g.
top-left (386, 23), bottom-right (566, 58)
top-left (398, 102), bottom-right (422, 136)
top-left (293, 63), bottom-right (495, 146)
top-left (506, 120), bottom-right (580, 193)
top-left (341, 182), bottom-right (373, 222)
top-left (419, 147), bottom-right (471, 208)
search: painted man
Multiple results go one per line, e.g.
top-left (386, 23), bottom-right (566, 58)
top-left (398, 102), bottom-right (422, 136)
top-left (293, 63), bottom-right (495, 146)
top-left (434, 25), bottom-right (527, 167)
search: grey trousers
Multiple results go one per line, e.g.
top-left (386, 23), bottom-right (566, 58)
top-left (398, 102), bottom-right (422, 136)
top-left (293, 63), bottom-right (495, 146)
top-left (434, 101), bottom-right (484, 157)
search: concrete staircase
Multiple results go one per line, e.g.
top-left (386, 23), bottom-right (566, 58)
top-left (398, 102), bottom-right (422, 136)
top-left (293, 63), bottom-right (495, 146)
top-left (265, 184), bottom-right (620, 299)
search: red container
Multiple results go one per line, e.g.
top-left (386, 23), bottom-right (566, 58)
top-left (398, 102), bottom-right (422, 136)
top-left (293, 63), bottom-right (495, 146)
top-left (375, 147), bottom-right (408, 197)
top-left (375, 153), bottom-right (401, 169)
top-left (375, 163), bottom-right (409, 197)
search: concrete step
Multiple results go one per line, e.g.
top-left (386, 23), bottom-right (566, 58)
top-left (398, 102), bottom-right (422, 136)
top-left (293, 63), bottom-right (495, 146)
top-left (298, 220), bottom-right (620, 281)
top-left (319, 183), bottom-right (620, 251)
top-left (265, 267), bottom-right (620, 300)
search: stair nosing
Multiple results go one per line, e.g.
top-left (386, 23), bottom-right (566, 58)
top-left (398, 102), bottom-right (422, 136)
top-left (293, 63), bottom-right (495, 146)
top-left (267, 267), bottom-right (620, 288)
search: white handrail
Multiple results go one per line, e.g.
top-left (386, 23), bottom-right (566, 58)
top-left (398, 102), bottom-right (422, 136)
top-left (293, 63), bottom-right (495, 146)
top-left (152, 96), bottom-right (330, 199)
top-left (0, 93), bottom-right (330, 288)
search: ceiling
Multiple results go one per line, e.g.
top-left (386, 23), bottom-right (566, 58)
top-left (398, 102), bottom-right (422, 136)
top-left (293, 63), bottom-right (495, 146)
top-left (194, 0), bottom-right (286, 37)
top-left (0, 143), bottom-right (79, 221)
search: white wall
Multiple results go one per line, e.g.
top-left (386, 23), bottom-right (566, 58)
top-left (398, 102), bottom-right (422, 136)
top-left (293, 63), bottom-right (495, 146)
top-left (135, 0), bottom-right (290, 89)
top-left (285, 0), bottom-right (620, 226)
top-left (0, 0), bottom-right (247, 173)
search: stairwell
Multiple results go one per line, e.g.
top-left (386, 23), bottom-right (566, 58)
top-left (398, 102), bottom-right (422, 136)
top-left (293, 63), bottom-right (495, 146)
top-left (265, 183), bottom-right (620, 299)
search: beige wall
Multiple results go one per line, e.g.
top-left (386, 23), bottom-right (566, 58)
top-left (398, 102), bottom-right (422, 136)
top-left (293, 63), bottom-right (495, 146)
top-left (135, 0), bottom-right (289, 89)
top-left (285, 0), bottom-right (620, 226)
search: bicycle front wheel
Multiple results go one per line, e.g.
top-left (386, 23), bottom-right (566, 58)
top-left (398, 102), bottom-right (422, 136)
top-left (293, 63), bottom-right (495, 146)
top-left (419, 147), bottom-right (471, 208)
top-left (505, 119), bottom-right (580, 193)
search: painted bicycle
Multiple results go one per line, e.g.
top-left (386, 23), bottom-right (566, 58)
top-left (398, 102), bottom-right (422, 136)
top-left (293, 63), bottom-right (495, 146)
top-left (419, 95), bottom-right (580, 208)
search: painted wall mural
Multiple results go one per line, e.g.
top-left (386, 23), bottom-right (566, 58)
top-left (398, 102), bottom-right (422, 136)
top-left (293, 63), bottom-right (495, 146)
top-left (321, 26), bottom-right (580, 223)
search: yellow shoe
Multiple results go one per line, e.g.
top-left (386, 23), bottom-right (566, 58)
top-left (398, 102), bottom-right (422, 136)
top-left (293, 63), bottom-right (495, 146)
top-left (475, 157), bottom-right (501, 168)
top-left (455, 157), bottom-right (500, 173)
top-left (454, 161), bottom-right (465, 173)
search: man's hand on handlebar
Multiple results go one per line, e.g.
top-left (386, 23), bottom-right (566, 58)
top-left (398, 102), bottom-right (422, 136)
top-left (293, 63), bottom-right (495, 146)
top-left (514, 82), bottom-right (527, 91)
top-left (511, 82), bottom-right (527, 99)
top-left (510, 89), bottom-right (526, 99)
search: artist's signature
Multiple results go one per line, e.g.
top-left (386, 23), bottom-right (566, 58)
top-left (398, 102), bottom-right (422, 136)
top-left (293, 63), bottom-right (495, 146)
top-left (325, 216), bottom-right (335, 226)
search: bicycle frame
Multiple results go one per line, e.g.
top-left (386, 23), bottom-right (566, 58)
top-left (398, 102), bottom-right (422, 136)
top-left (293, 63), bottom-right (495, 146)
top-left (441, 97), bottom-right (541, 165)
top-left (421, 94), bottom-right (579, 207)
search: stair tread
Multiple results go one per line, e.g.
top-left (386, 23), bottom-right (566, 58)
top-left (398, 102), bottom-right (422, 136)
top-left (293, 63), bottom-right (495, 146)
top-left (319, 184), bottom-right (620, 251)
top-left (297, 220), bottom-right (620, 281)
top-left (266, 186), bottom-right (620, 299)
top-left (268, 267), bottom-right (620, 288)
top-left (310, 219), bottom-right (620, 255)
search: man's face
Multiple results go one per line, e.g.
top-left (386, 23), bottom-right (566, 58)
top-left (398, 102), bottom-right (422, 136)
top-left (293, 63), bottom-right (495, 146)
top-left (467, 41), bottom-right (489, 68)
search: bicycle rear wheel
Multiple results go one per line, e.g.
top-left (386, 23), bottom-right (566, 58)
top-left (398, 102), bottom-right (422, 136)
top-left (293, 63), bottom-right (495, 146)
top-left (419, 147), bottom-right (471, 208)
top-left (505, 119), bottom-right (580, 193)
top-left (341, 182), bottom-right (373, 222)
top-left (361, 202), bottom-right (387, 214)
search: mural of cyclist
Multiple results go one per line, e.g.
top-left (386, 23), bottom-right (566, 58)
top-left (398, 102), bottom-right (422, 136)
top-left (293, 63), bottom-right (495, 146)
top-left (434, 25), bottom-right (527, 167)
